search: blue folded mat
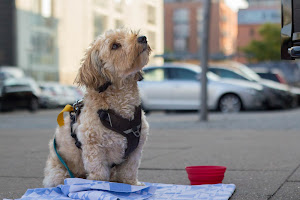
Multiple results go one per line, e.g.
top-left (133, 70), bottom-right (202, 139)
top-left (7, 178), bottom-right (236, 200)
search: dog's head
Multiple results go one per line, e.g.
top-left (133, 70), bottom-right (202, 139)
top-left (75, 29), bottom-right (151, 90)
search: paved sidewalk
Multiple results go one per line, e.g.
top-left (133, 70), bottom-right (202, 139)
top-left (1, 108), bottom-right (300, 199)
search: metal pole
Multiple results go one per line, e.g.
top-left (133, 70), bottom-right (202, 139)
top-left (199, 0), bottom-right (211, 121)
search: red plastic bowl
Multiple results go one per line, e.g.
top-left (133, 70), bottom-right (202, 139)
top-left (186, 166), bottom-right (226, 173)
top-left (190, 180), bottom-right (223, 185)
top-left (188, 175), bottom-right (224, 182)
top-left (188, 174), bottom-right (224, 179)
top-left (187, 171), bottom-right (225, 175)
top-left (185, 166), bottom-right (226, 185)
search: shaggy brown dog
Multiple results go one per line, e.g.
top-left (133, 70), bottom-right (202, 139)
top-left (43, 29), bottom-right (151, 187)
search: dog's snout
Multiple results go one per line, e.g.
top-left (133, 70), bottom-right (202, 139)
top-left (137, 36), bottom-right (147, 44)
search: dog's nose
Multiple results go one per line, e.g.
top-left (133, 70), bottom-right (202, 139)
top-left (137, 36), bottom-right (147, 44)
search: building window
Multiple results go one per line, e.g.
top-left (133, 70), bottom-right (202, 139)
top-left (174, 38), bottom-right (189, 52)
top-left (30, 32), bottom-right (56, 65)
top-left (44, 71), bottom-right (59, 81)
top-left (147, 5), bottom-right (156, 24)
top-left (197, 7), bottom-right (203, 23)
top-left (148, 31), bottom-right (156, 50)
top-left (94, 14), bottom-right (107, 37)
top-left (173, 8), bottom-right (189, 24)
top-left (173, 8), bottom-right (189, 52)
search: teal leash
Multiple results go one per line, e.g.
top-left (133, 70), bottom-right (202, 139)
top-left (53, 138), bottom-right (75, 178)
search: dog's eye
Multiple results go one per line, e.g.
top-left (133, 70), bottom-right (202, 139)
top-left (112, 43), bottom-right (121, 50)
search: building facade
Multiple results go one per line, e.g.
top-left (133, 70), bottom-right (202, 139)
top-left (164, 0), bottom-right (237, 60)
top-left (0, 0), bottom-right (16, 66)
top-left (3, 0), bottom-right (163, 84)
top-left (246, 0), bottom-right (280, 7)
top-left (15, 0), bottom-right (59, 81)
top-left (54, 0), bottom-right (164, 84)
top-left (237, 0), bottom-right (280, 63)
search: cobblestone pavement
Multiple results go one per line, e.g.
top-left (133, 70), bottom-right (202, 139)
top-left (1, 108), bottom-right (300, 199)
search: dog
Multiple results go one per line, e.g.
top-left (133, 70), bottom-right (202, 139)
top-left (43, 29), bottom-right (151, 187)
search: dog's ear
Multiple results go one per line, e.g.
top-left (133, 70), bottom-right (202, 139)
top-left (75, 48), bottom-right (110, 90)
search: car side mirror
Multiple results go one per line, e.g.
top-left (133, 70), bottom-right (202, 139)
top-left (281, 0), bottom-right (300, 59)
top-left (196, 74), bottom-right (201, 81)
top-left (288, 46), bottom-right (300, 58)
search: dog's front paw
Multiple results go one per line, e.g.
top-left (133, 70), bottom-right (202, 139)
top-left (136, 181), bottom-right (145, 186)
top-left (87, 173), bottom-right (109, 182)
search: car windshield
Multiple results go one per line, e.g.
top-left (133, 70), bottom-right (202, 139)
top-left (206, 71), bottom-right (220, 81)
top-left (237, 66), bottom-right (261, 82)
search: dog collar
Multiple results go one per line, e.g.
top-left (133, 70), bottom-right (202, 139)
top-left (97, 81), bottom-right (112, 93)
top-left (97, 73), bottom-right (143, 93)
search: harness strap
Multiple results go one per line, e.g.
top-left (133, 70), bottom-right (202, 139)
top-left (97, 105), bottom-right (142, 159)
top-left (70, 113), bottom-right (82, 149)
top-left (53, 138), bottom-right (75, 178)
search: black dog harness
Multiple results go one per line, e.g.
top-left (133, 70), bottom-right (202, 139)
top-left (97, 105), bottom-right (141, 159)
top-left (69, 99), bottom-right (84, 149)
top-left (69, 82), bottom-right (142, 160)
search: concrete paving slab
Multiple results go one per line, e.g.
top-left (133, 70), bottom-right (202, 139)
top-left (0, 170), bottom-right (289, 200)
top-left (1, 109), bottom-right (300, 199)
top-left (141, 130), bottom-right (300, 171)
top-left (0, 129), bottom-right (50, 178)
top-left (288, 165), bottom-right (300, 182)
top-left (270, 182), bottom-right (300, 200)
top-left (222, 170), bottom-right (290, 199)
top-left (147, 109), bottom-right (300, 131)
top-left (0, 156), bottom-right (45, 178)
top-left (0, 177), bottom-right (43, 200)
top-left (138, 169), bottom-right (290, 200)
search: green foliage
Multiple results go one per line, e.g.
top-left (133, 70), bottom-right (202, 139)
top-left (242, 23), bottom-right (281, 62)
top-left (164, 48), bottom-right (176, 62)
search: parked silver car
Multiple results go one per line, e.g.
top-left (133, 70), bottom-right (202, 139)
top-left (39, 83), bottom-right (84, 108)
top-left (138, 63), bottom-right (266, 113)
top-left (208, 63), bottom-right (297, 109)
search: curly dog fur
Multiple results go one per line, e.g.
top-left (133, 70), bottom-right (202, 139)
top-left (43, 29), bottom-right (151, 187)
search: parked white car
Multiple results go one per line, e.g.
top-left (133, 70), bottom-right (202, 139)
top-left (138, 63), bottom-right (266, 113)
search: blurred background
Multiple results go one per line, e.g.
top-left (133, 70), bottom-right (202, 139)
top-left (3, 1), bottom-right (300, 199)
top-left (0, 0), bottom-right (299, 113)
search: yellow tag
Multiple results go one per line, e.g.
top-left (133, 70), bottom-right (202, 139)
top-left (57, 104), bottom-right (74, 127)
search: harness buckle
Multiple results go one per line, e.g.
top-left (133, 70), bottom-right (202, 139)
top-left (73, 99), bottom-right (84, 112)
top-left (123, 125), bottom-right (141, 137)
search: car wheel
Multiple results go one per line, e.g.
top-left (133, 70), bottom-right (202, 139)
top-left (219, 94), bottom-right (242, 113)
top-left (28, 98), bottom-right (39, 112)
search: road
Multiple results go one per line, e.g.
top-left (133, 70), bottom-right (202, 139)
top-left (1, 108), bottom-right (300, 199)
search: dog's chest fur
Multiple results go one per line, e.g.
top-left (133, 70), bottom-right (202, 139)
top-left (76, 81), bottom-right (141, 165)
